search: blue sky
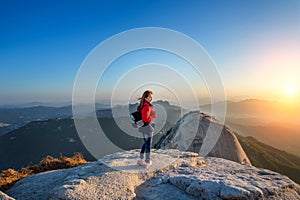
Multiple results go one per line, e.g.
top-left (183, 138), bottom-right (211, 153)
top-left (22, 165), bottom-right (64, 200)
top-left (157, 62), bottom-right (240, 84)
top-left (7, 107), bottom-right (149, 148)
top-left (1, 0), bottom-right (300, 105)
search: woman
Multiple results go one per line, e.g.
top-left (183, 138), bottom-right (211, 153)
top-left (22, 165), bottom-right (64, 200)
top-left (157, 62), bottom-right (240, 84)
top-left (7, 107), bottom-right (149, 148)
top-left (137, 90), bottom-right (156, 168)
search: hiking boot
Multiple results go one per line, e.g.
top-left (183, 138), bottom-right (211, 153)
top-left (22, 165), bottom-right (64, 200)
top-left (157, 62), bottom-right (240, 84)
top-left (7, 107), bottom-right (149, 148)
top-left (143, 161), bottom-right (152, 169)
top-left (137, 158), bottom-right (144, 166)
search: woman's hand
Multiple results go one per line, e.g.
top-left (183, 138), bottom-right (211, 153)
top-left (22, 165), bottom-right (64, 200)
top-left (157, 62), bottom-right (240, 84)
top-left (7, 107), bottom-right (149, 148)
top-left (151, 110), bottom-right (156, 119)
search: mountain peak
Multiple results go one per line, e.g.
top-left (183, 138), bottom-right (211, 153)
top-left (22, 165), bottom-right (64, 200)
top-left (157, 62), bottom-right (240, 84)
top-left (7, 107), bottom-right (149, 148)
top-left (156, 111), bottom-right (251, 165)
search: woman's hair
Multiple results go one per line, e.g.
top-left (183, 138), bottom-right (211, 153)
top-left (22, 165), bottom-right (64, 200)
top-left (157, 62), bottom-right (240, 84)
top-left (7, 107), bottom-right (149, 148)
top-left (137, 90), bottom-right (153, 112)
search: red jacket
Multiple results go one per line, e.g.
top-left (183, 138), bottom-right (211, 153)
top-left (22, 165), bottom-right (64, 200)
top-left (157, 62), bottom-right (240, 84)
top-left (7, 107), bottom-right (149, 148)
top-left (141, 101), bottom-right (156, 123)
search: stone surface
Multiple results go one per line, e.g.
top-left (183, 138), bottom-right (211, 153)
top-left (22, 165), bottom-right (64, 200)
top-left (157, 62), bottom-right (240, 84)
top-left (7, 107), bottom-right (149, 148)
top-left (0, 191), bottom-right (14, 200)
top-left (156, 111), bottom-right (251, 165)
top-left (4, 149), bottom-right (300, 200)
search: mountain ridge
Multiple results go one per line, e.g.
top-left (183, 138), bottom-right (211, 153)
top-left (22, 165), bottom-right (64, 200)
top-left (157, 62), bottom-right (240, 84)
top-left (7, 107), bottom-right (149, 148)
top-left (238, 135), bottom-right (300, 184)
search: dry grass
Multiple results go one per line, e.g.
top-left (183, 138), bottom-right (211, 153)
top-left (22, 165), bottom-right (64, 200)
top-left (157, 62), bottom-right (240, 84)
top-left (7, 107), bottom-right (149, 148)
top-left (0, 152), bottom-right (87, 192)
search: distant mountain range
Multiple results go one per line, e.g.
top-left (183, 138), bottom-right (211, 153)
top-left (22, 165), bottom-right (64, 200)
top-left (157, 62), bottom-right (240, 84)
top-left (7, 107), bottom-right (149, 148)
top-left (0, 118), bottom-right (96, 170)
top-left (238, 135), bottom-right (300, 184)
top-left (0, 101), bottom-right (72, 109)
top-left (0, 101), bottom-right (112, 109)
top-left (226, 120), bottom-right (300, 156)
top-left (200, 99), bottom-right (300, 156)
top-left (0, 106), bottom-right (72, 136)
top-left (201, 99), bottom-right (300, 123)
top-left (0, 103), bottom-right (111, 136)
top-left (1, 99), bottom-right (299, 184)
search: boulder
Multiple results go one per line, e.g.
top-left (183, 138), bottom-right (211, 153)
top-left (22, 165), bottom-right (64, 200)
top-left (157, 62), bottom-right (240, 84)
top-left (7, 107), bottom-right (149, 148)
top-left (156, 111), bottom-right (251, 165)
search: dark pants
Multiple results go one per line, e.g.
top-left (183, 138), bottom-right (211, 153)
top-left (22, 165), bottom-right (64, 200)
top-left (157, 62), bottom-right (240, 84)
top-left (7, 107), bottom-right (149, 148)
top-left (138, 124), bottom-right (154, 163)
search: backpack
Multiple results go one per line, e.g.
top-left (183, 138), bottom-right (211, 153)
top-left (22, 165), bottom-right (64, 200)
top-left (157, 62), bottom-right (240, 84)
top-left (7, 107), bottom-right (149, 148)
top-left (130, 110), bottom-right (144, 127)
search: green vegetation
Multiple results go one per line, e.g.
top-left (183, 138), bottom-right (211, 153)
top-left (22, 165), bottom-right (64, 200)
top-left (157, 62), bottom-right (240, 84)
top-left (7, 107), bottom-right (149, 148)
top-left (237, 135), bottom-right (300, 184)
top-left (0, 152), bottom-right (87, 192)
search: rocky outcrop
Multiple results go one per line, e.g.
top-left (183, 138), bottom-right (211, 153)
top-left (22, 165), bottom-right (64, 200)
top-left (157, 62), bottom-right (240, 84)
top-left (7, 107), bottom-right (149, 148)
top-left (0, 191), bottom-right (14, 200)
top-left (5, 149), bottom-right (300, 200)
top-left (156, 111), bottom-right (251, 165)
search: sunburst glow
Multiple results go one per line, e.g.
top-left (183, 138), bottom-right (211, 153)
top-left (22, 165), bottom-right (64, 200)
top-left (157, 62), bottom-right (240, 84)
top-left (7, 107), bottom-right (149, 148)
top-left (285, 85), bottom-right (297, 96)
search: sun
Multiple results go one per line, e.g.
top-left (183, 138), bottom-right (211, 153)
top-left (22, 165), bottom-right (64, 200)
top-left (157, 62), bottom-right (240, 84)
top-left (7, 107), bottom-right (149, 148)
top-left (285, 85), bottom-right (297, 96)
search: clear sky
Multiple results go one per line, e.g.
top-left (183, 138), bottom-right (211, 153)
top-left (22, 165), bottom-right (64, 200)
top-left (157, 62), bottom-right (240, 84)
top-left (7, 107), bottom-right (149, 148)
top-left (1, 0), bottom-right (300, 105)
